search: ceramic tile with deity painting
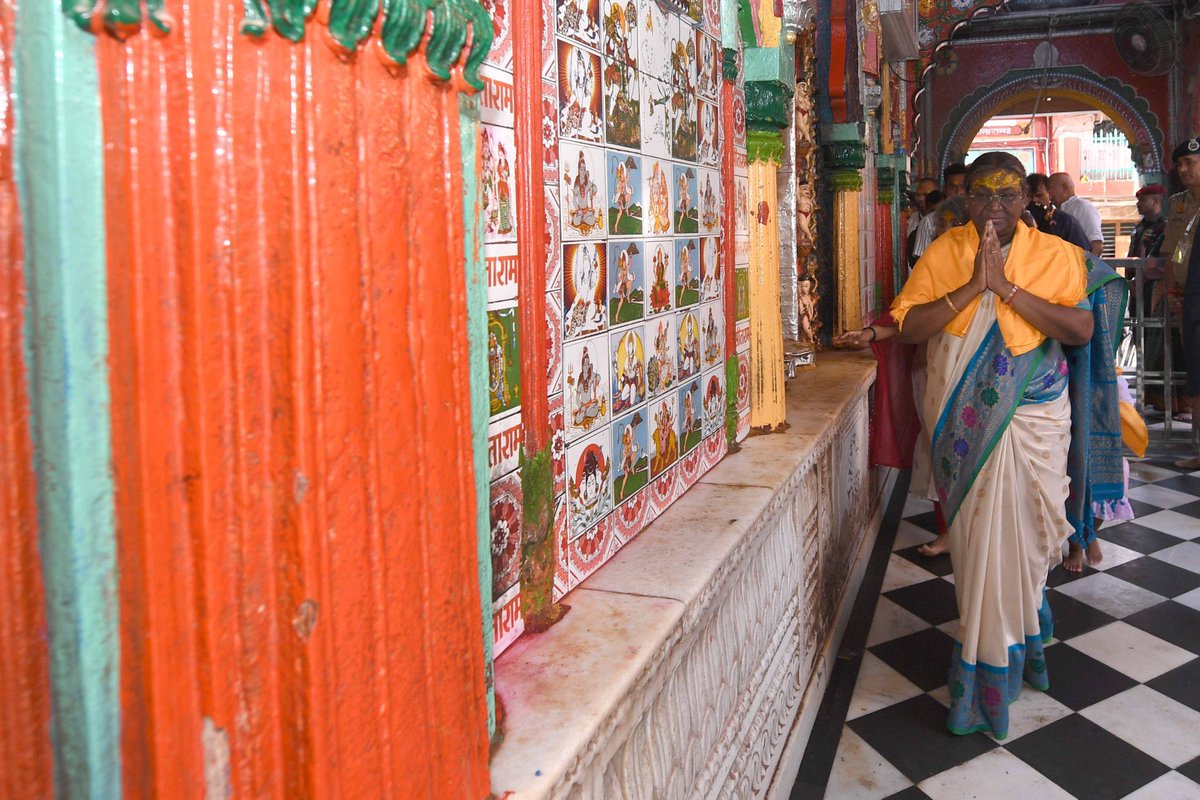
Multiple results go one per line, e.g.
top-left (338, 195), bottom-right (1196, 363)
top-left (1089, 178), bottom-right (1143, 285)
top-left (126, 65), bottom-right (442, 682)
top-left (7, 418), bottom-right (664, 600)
top-left (558, 41), bottom-right (604, 143)
top-left (643, 157), bottom-right (673, 235)
top-left (486, 242), bottom-right (519, 305)
top-left (483, 0), bottom-right (514, 69)
top-left (645, 315), bottom-right (677, 397)
top-left (481, 124), bottom-right (518, 244)
top-left (638, 0), bottom-right (671, 80)
top-left (648, 392), bottom-right (680, 478)
top-left (480, 65), bottom-right (516, 127)
top-left (698, 169), bottom-right (720, 234)
top-left (734, 173), bottom-right (750, 236)
top-left (697, 100), bottom-right (719, 166)
top-left (639, 74), bottom-right (672, 159)
top-left (560, 142), bottom-right (607, 240)
top-left (549, 393), bottom-right (567, 495)
top-left (673, 237), bottom-right (699, 307)
top-left (700, 300), bottom-right (723, 369)
top-left (607, 239), bottom-right (645, 325)
top-left (487, 303), bottom-right (522, 418)
top-left (493, 580), bottom-right (524, 655)
top-left (563, 334), bottom-right (611, 442)
top-left (542, 78), bottom-right (560, 184)
top-left (702, 0), bottom-right (719, 36)
top-left (696, 31), bottom-right (718, 101)
top-left (731, 82), bottom-right (747, 149)
top-left (562, 242), bottom-right (608, 339)
top-left (699, 236), bottom-right (721, 301)
top-left (701, 366), bottom-right (725, 437)
top-left (546, 290), bottom-right (564, 395)
top-left (602, 0), bottom-right (639, 67)
top-left (490, 471), bottom-right (524, 603)
top-left (611, 408), bottom-right (650, 505)
top-left (557, 0), bottom-right (601, 49)
top-left (734, 268), bottom-right (750, 323)
top-left (603, 60), bottom-right (641, 151)
top-left (545, 185), bottom-right (563, 290)
top-left (610, 326), bottom-right (647, 415)
top-left (566, 428), bottom-right (614, 538)
top-left (672, 164), bottom-right (698, 234)
top-left (542, 0), bottom-right (557, 78)
top-left (677, 377), bottom-right (703, 455)
top-left (606, 151), bottom-right (643, 236)
top-left (676, 308), bottom-right (701, 380)
top-left (668, 18), bottom-right (698, 161)
top-left (487, 411), bottom-right (524, 481)
top-left (644, 238), bottom-right (674, 318)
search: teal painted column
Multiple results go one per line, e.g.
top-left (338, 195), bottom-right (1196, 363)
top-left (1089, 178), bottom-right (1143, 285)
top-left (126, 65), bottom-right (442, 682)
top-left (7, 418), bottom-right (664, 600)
top-left (459, 93), bottom-right (496, 738)
top-left (13, 5), bottom-right (119, 799)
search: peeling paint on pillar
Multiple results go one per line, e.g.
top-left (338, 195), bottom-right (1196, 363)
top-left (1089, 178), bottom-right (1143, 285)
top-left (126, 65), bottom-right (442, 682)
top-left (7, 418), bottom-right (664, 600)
top-left (13, 3), bottom-right (120, 798)
top-left (0, 4), bottom-right (56, 798)
top-left (459, 90), bottom-right (497, 737)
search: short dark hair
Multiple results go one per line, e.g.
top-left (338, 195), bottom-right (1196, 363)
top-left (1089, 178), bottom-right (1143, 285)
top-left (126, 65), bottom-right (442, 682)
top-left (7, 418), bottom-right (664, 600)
top-left (1026, 173), bottom-right (1049, 193)
top-left (965, 152), bottom-right (1027, 188)
top-left (925, 190), bottom-right (945, 207)
top-left (943, 162), bottom-right (968, 183)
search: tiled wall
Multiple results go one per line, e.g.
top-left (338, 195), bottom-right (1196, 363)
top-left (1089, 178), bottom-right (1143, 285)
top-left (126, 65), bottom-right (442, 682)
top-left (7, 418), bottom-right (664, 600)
top-left (484, 0), bottom-right (741, 656)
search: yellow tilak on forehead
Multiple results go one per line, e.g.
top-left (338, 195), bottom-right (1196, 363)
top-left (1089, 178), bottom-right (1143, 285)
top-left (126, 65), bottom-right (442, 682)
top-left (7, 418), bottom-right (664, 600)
top-left (971, 170), bottom-right (1023, 193)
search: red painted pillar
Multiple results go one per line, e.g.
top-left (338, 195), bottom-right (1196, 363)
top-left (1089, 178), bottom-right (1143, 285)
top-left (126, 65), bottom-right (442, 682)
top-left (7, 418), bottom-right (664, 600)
top-left (95, 7), bottom-right (489, 798)
top-left (0, 6), bottom-right (55, 797)
top-left (876, 202), bottom-right (894, 307)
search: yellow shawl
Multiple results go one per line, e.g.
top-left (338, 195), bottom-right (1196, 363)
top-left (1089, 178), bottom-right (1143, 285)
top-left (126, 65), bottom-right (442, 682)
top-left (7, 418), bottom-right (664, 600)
top-left (891, 222), bottom-right (1087, 356)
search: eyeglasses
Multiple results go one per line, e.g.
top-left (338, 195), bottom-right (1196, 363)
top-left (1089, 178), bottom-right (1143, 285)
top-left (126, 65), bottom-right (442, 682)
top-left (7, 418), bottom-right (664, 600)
top-left (967, 192), bottom-right (1023, 206)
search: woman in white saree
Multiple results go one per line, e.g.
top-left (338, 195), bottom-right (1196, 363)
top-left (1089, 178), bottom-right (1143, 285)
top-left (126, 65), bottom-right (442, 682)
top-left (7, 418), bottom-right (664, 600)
top-left (891, 152), bottom-right (1096, 739)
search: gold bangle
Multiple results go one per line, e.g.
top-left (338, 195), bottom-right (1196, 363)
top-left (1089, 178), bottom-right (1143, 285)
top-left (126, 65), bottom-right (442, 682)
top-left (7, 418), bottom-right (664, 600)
top-left (1003, 283), bottom-right (1020, 304)
top-left (944, 293), bottom-right (961, 314)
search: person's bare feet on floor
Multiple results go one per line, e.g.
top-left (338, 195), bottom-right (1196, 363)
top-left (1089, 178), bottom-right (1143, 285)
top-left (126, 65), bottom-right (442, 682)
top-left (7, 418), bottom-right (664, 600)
top-left (918, 533), bottom-right (949, 557)
top-left (1064, 541), bottom-right (1085, 573)
top-left (1086, 538), bottom-right (1103, 567)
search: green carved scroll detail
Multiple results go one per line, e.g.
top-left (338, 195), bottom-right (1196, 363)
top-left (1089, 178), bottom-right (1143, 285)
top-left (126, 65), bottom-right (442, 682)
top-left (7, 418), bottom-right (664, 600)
top-left (327, 0), bottom-right (381, 50)
top-left (63, 0), bottom-right (171, 36)
top-left (62, 0), bottom-right (492, 91)
top-left (743, 80), bottom-right (792, 132)
top-left (746, 129), bottom-right (784, 164)
top-left (722, 48), bottom-right (738, 81)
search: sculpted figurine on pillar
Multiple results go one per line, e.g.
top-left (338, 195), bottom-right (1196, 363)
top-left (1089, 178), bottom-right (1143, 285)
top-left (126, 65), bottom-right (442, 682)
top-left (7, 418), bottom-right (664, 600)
top-left (793, 36), bottom-right (821, 358)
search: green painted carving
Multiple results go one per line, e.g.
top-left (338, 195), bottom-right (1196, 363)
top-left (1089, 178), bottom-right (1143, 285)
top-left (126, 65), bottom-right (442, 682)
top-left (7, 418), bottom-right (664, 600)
top-left (722, 48), bottom-right (739, 81)
top-left (744, 80), bottom-right (791, 131)
top-left (520, 444), bottom-right (568, 631)
top-left (746, 129), bottom-right (784, 164)
top-left (327, 0), bottom-right (381, 51)
top-left (737, 0), bottom-right (756, 47)
top-left (238, 0), bottom-right (317, 41)
top-left (63, 0), bottom-right (171, 37)
top-left (822, 122), bottom-right (866, 192)
top-left (876, 154), bottom-right (896, 205)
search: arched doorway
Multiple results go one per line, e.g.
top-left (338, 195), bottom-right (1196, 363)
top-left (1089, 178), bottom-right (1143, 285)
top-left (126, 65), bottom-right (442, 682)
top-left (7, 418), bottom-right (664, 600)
top-left (934, 65), bottom-right (1166, 184)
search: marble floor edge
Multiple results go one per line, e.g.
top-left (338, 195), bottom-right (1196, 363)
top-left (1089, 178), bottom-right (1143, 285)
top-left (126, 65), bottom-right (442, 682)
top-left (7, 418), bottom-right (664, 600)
top-left (788, 469), bottom-right (914, 800)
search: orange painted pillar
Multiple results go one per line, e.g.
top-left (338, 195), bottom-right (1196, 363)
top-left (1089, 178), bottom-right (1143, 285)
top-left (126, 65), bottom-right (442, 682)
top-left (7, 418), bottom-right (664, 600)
top-left (0, 5), bottom-right (55, 797)
top-left (90, 6), bottom-right (490, 798)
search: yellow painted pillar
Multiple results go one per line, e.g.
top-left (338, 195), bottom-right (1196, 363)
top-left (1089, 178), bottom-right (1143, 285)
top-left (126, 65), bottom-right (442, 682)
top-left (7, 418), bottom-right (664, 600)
top-left (822, 123), bottom-right (867, 335)
top-left (747, 131), bottom-right (786, 429)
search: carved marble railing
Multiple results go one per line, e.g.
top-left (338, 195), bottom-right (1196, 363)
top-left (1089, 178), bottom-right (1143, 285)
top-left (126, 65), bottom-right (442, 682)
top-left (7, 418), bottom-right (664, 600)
top-left (491, 352), bottom-right (885, 799)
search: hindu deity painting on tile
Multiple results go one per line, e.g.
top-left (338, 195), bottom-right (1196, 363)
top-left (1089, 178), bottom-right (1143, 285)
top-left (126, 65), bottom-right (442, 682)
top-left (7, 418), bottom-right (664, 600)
top-left (489, 0), bottom-right (744, 656)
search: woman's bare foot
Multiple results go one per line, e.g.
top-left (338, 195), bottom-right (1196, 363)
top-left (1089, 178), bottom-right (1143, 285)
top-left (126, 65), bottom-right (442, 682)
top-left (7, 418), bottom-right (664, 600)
top-left (917, 533), bottom-right (949, 557)
top-left (1085, 538), bottom-right (1104, 567)
top-left (1063, 541), bottom-right (1085, 573)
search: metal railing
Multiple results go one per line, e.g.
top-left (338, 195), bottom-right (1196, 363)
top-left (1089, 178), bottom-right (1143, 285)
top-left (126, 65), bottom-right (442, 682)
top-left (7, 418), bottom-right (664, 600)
top-left (1109, 257), bottom-right (1190, 441)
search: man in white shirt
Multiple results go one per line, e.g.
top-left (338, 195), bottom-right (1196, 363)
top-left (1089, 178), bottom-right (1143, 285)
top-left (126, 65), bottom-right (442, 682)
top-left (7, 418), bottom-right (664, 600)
top-left (912, 163), bottom-right (967, 261)
top-left (907, 176), bottom-right (938, 237)
top-left (1048, 172), bottom-right (1104, 256)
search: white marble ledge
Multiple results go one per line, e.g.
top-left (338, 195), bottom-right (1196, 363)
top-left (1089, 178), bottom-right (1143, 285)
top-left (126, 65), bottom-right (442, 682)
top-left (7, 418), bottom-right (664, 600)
top-left (489, 351), bottom-right (877, 798)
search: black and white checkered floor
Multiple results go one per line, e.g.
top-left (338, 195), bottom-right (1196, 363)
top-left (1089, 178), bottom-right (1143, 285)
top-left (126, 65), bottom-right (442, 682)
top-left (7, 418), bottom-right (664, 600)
top-left (794, 447), bottom-right (1200, 799)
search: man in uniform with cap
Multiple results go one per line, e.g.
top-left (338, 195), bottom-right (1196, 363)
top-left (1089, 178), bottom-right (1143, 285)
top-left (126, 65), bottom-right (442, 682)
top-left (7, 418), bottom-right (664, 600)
top-left (1129, 183), bottom-right (1167, 258)
top-left (1163, 137), bottom-right (1200, 466)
